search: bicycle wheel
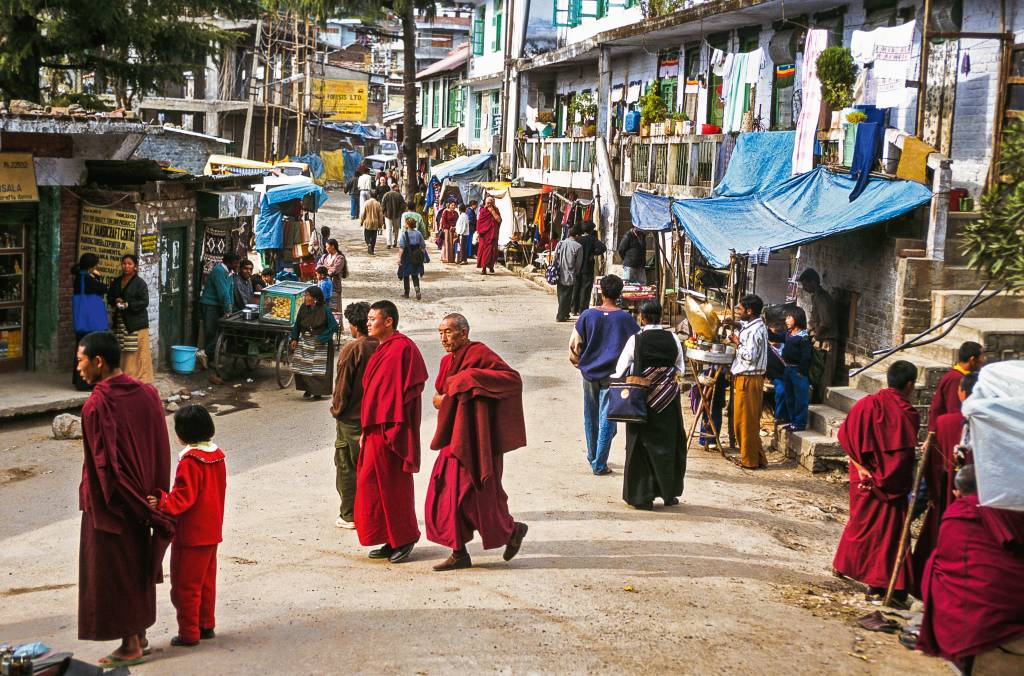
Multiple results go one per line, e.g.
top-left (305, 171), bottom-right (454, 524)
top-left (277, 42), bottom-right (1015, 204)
top-left (276, 337), bottom-right (295, 388)
top-left (213, 333), bottom-right (229, 379)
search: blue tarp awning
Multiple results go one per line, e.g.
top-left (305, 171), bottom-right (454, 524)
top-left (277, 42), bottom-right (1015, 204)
top-left (289, 153), bottom-right (325, 179)
top-left (713, 131), bottom-right (795, 197)
top-left (430, 153), bottom-right (493, 182)
top-left (631, 166), bottom-right (932, 268)
top-left (254, 183), bottom-right (330, 251)
top-left (312, 120), bottom-right (383, 140)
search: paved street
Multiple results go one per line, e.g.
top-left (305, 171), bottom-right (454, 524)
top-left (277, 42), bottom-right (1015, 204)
top-left (0, 197), bottom-right (943, 674)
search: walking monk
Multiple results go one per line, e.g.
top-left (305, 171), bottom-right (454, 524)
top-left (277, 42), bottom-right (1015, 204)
top-left (75, 331), bottom-right (173, 669)
top-left (832, 360), bottom-right (920, 607)
top-left (356, 300), bottom-right (427, 563)
top-left (475, 195), bottom-right (501, 275)
top-left (425, 314), bottom-right (529, 570)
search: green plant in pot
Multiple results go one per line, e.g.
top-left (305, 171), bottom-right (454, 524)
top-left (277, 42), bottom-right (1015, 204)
top-left (816, 47), bottom-right (857, 111)
top-left (639, 83), bottom-right (667, 136)
top-left (568, 91), bottom-right (599, 137)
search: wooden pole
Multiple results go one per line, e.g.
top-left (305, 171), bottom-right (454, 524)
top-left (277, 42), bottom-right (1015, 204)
top-left (915, 0), bottom-right (932, 136)
top-left (884, 431), bottom-right (936, 607)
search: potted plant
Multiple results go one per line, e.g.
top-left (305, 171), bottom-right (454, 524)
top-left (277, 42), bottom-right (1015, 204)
top-left (816, 47), bottom-right (857, 114)
top-left (639, 84), bottom-right (667, 137)
top-left (567, 91), bottom-right (599, 138)
top-left (676, 111), bottom-right (692, 135)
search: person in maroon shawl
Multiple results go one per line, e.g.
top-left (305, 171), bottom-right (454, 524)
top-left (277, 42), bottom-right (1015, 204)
top-left (475, 195), bottom-right (501, 275)
top-left (912, 372), bottom-right (977, 587)
top-left (75, 331), bottom-right (173, 669)
top-left (355, 300), bottom-right (428, 563)
top-left (926, 341), bottom-right (983, 432)
top-left (425, 314), bottom-right (529, 571)
top-left (917, 464), bottom-right (1024, 672)
top-left (832, 360), bottom-right (919, 607)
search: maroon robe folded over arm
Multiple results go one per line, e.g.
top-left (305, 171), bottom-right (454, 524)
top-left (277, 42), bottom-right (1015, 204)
top-left (917, 494), bottom-right (1024, 664)
top-left (79, 373), bottom-right (173, 640)
top-left (832, 387), bottom-right (919, 590)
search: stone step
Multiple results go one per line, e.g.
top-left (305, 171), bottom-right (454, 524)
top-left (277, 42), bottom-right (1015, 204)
top-left (901, 335), bottom-right (967, 365)
top-left (930, 289), bottom-right (1024, 325)
top-left (941, 265), bottom-right (984, 291)
top-left (776, 426), bottom-right (847, 473)
top-left (944, 236), bottom-right (969, 266)
top-left (849, 366), bottom-right (932, 405)
top-left (948, 318), bottom-right (1024, 362)
top-left (825, 386), bottom-right (867, 414)
top-left (946, 210), bottom-right (981, 238)
top-left (808, 403), bottom-right (846, 439)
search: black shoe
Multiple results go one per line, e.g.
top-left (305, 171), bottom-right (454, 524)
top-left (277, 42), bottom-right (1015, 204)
top-left (665, 497), bottom-right (680, 506)
top-left (388, 542), bottom-right (415, 563)
top-left (593, 467), bottom-right (613, 476)
top-left (311, 395), bottom-right (323, 401)
top-left (415, 289), bottom-right (421, 300)
top-left (631, 502), bottom-right (654, 511)
top-left (503, 522), bottom-right (529, 561)
top-left (433, 550), bottom-right (472, 571)
top-left (368, 544), bottom-right (395, 559)
top-left (302, 391), bottom-right (312, 399)
top-left (200, 628), bottom-right (216, 640)
top-left (402, 291), bottom-right (410, 298)
top-left (171, 636), bottom-right (199, 647)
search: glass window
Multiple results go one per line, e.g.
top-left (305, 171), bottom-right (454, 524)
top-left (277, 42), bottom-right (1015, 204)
top-left (474, 93), bottom-right (483, 138)
top-left (492, 0), bottom-right (503, 52)
top-left (472, 8), bottom-right (485, 55)
top-left (772, 64), bottom-right (796, 129)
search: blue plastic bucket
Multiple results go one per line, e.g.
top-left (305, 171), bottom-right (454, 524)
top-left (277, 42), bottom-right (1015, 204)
top-left (170, 345), bottom-right (199, 374)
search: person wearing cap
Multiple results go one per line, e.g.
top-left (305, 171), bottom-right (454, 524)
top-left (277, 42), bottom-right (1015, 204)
top-left (797, 268), bottom-right (836, 394)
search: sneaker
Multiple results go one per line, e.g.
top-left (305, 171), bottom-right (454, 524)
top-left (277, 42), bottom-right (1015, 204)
top-left (336, 517), bottom-right (355, 529)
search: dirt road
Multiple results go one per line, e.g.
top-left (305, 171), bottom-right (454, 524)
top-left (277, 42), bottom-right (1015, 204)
top-left (0, 196), bottom-right (944, 674)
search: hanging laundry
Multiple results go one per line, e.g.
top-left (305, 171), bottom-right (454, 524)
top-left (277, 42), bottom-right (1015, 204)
top-left (626, 80), bottom-right (643, 104)
top-left (792, 29), bottom-right (830, 175)
top-left (744, 48), bottom-right (763, 83)
top-left (850, 21), bottom-right (916, 109)
top-left (710, 49), bottom-right (727, 73)
top-left (722, 52), bottom-right (748, 133)
top-left (895, 137), bottom-right (936, 185)
top-left (848, 105), bottom-right (887, 201)
top-left (714, 53), bottom-right (735, 80)
top-left (961, 51), bottom-right (971, 76)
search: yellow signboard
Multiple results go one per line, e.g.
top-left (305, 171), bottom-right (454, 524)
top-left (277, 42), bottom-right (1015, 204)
top-left (311, 79), bottom-right (369, 121)
top-left (0, 153), bottom-right (39, 203)
top-left (78, 206), bottom-right (138, 281)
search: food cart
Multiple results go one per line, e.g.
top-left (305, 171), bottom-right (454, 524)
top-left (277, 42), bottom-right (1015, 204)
top-left (211, 281), bottom-right (311, 387)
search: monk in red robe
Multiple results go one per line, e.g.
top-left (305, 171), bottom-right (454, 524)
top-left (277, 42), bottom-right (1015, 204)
top-left (912, 372), bottom-right (977, 586)
top-left (917, 464), bottom-right (1024, 671)
top-left (425, 314), bottom-right (529, 571)
top-left (926, 340), bottom-right (983, 432)
top-left (75, 331), bottom-right (173, 669)
top-left (475, 195), bottom-right (501, 275)
top-left (356, 300), bottom-right (428, 563)
top-left (832, 360), bottom-right (919, 606)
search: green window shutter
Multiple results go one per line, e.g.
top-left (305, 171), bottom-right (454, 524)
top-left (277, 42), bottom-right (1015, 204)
top-left (455, 86), bottom-right (465, 125)
top-left (490, 91), bottom-right (501, 136)
top-left (431, 82), bottom-right (440, 126)
top-left (420, 85), bottom-right (427, 124)
top-left (474, 93), bottom-right (482, 139)
top-left (492, 12), bottom-right (503, 51)
top-left (553, 0), bottom-right (572, 26)
top-left (472, 9), bottom-right (485, 55)
top-left (568, 0), bottom-right (582, 27)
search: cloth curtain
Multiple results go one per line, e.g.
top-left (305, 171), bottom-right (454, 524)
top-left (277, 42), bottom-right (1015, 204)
top-left (792, 29), bottom-right (830, 175)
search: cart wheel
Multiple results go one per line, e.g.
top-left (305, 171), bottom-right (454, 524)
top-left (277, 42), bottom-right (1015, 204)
top-left (276, 337), bottom-right (295, 389)
top-left (213, 334), bottom-right (229, 379)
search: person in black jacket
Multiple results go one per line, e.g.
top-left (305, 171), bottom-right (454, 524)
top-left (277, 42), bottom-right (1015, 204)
top-left (71, 253), bottom-right (109, 391)
top-left (107, 253), bottom-right (153, 383)
top-left (571, 220), bottom-right (607, 315)
top-left (616, 226), bottom-right (646, 284)
top-left (767, 306), bottom-right (813, 431)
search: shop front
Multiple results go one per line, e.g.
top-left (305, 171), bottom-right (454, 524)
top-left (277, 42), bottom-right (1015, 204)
top-left (0, 153), bottom-right (40, 372)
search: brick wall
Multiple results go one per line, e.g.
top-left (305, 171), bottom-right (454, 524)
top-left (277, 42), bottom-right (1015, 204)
top-left (132, 133), bottom-right (226, 175)
top-left (56, 189), bottom-right (82, 366)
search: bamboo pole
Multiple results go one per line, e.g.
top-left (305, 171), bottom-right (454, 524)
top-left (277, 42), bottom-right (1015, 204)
top-left (884, 431), bottom-right (936, 607)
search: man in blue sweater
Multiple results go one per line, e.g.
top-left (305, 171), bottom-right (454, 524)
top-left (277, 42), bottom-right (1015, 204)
top-left (199, 253), bottom-right (240, 360)
top-left (569, 275), bottom-right (639, 475)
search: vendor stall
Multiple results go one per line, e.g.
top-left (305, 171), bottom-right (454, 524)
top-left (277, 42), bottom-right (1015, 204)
top-left (253, 182), bottom-right (329, 279)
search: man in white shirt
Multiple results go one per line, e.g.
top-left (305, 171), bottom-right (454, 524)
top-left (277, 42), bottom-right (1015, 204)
top-left (729, 294), bottom-right (768, 469)
top-left (454, 205), bottom-right (470, 264)
top-left (357, 172), bottom-right (374, 214)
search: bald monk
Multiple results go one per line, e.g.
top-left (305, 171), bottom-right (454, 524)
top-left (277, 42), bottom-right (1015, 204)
top-left (912, 372), bottom-right (977, 586)
top-left (425, 314), bottom-right (529, 571)
top-left (833, 360), bottom-right (920, 607)
top-left (356, 300), bottom-right (427, 563)
top-left (75, 331), bottom-right (173, 669)
top-left (917, 464), bottom-right (1024, 672)
top-left (927, 341), bottom-right (983, 432)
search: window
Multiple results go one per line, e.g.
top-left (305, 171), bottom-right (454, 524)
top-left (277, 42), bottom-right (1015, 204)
top-left (420, 84), bottom-right (427, 125)
top-left (658, 49), bottom-right (680, 113)
top-left (471, 7), bottom-right (485, 55)
top-left (447, 84), bottom-right (464, 126)
top-left (473, 92), bottom-right (483, 138)
top-left (554, 0), bottom-right (619, 26)
top-left (553, 0), bottom-right (575, 27)
top-left (490, 90), bottom-right (501, 136)
top-left (492, 0), bottom-right (503, 52)
top-left (771, 63), bottom-right (796, 129)
top-left (998, 45), bottom-right (1024, 170)
top-left (431, 81), bottom-right (440, 127)
top-left (706, 35), bottom-right (728, 127)
top-left (683, 45), bottom-right (700, 123)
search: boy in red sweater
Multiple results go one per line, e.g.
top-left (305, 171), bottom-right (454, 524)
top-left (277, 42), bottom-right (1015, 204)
top-left (147, 404), bottom-right (226, 647)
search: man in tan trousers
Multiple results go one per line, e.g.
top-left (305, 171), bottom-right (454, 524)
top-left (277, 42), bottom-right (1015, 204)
top-left (729, 294), bottom-right (768, 469)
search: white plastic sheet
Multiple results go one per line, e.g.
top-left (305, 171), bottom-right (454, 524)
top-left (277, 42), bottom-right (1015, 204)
top-left (963, 360), bottom-right (1024, 512)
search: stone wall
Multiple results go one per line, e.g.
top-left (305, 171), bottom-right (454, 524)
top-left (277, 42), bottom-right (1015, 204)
top-left (132, 132), bottom-right (226, 175)
top-left (55, 189), bottom-right (83, 370)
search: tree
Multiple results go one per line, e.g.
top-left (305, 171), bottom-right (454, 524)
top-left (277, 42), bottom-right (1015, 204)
top-left (962, 121), bottom-right (1024, 291)
top-left (0, 1), bottom-right (259, 108)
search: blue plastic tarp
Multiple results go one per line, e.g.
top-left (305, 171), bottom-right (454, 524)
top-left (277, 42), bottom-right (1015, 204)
top-left (290, 153), bottom-right (325, 179)
top-left (430, 153), bottom-right (494, 182)
top-left (342, 149), bottom-right (362, 182)
top-left (318, 121), bottom-right (382, 140)
top-left (714, 131), bottom-right (795, 197)
top-left (254, 183), bottom-right (330, 251)
top-left (630, 190), bottom-right (674, 231)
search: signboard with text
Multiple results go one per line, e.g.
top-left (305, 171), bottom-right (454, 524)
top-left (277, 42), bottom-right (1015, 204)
top-left (78, 206), bottom-right (138, 281)
top-left (0, 153), bottom-right (39, 203)
top-left (310, 78), bottom-right (369, 121)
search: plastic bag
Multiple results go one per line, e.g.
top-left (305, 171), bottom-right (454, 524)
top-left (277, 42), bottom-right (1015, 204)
top-left (962, 360), bottom-right (1024, 511)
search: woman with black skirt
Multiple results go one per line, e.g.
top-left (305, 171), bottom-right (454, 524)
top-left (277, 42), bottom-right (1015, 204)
top-left (71, 253), bottom-right (108, 391)
top-left (612, 300), bottom-right (687, 510)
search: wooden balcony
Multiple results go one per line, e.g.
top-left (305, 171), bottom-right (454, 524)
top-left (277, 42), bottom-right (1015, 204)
top-left (620, 134), bottom-right (723, 198)
top-left (515, 137), bottom-right (595, 191)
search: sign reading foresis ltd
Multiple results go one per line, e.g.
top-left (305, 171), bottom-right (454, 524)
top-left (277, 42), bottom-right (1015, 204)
top-left (78, 206), bottom-right (138, 280)
top-left (310, 79), bottom-right (368, 121)
top-left (0, 153), bottom-right (39, 203)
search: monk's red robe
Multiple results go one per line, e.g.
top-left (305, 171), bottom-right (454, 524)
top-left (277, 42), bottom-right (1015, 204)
top-left (475, 207), bottom-right (499, 271)
top-left (833, 387), bottom-right (919, 590)
top-left (912, 410), bottom-right (966, 588)
top-left (79, 373), bottom-right (173, 641)
top-left (927, 368), bottom-right (964, 432)
top-left (917, 494), bottom-right (1024, 664)
top-left (356, 332), bottom-right (427, 548)
top-left (425, 342), bottom-right (527, 550)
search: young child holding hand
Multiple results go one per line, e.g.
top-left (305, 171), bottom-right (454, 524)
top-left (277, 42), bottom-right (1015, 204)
top-left (147, 404), bottom-right (226, 647)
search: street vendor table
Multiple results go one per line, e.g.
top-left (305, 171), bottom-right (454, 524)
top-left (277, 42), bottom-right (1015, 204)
top-left (213, 311), bottom-right (296, 387)
top-left (592, 281), bottom-right (657, 313)
top-left (685, 346), bottom-right (735, 454)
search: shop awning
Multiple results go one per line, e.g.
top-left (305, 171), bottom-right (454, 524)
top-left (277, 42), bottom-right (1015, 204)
top-left (631, 165), bottom-right (932, 268)
top-left (430, 153), bottom-right (494, 181)
top-left (421, 127), bottom-right (458, 144)
top-left (204, 154), bottom-right (273, 176)
top-left (254, 183), bottom-right (329, 251)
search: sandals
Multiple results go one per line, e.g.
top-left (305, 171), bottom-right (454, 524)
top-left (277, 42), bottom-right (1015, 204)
top-left (98, 653), bottom-right (147, 669)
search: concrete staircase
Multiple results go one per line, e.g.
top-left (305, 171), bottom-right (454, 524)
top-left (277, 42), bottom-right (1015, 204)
top-left (775, 212), bottom-right (1024, 472)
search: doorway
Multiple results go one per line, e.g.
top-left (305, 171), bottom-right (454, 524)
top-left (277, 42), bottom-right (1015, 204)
top-left (159, 225), bottom-right (187, 368)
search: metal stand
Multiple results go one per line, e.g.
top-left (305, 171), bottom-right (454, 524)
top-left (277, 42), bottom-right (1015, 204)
top-left (685, 347), bottom-right (735, 455)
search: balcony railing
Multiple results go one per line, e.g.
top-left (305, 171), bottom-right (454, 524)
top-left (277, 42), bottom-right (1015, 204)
top-left (621, 134), bottom-right (723, 197)
top-left (515, 137), bottom-right (595, 190)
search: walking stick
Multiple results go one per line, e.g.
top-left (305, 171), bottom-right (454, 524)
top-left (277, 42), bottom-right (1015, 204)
top-left (883, 431), bottom-right (935, 607)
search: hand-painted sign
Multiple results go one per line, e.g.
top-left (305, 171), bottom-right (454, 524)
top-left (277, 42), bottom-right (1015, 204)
top-left (0, 153), bottom-right (39, 203)
top-left (310, 79), bottom-right (369, 121)
top-left (78, 206), bottom-right (138, 281)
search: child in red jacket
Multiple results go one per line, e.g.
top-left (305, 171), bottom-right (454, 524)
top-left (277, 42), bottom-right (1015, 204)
top-left (147, 404), bottom-right (226, 647)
